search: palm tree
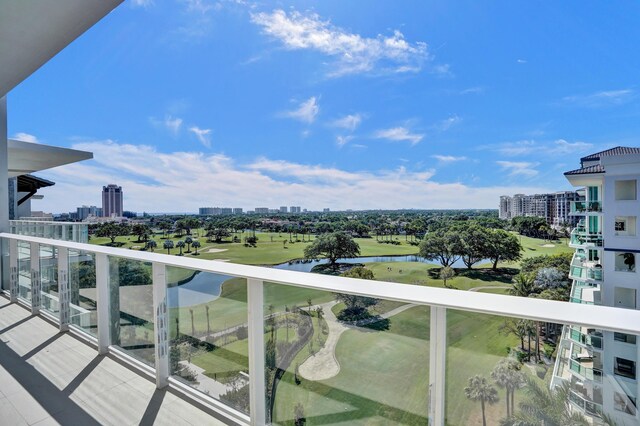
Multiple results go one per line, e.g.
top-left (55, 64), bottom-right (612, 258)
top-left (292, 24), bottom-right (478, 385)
top-left (307, 298), bottom-right (313, 313)
top-left (145, 240), bottom-right (157, 252)
top-left (192, 240), bottom-right (201, 255)
top-left (176, 240), bottom-right (185, 256)
top-left (205, 305), bottom-right (210, 337)
top-left (501, 378), bottom-right (589, 426)
top-left (163, 239), bottom-right (174, 254)
top-left (315, 306), bottom-right (324, 325)
top-left (491, 358), bottom-right (526, 417)
top-left (465, 375), bottom-right (499, 426)
top-left (509, 273), bottom-right (535, 297)
top-left (184, 236), bottom-right (193, 253)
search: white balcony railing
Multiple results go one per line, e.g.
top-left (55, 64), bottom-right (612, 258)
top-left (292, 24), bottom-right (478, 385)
top-left (1, 232), bottom-right (640, 425)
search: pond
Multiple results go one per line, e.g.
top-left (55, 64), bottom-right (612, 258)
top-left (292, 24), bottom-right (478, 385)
top-left (168, 255), bottom-right (491, 307)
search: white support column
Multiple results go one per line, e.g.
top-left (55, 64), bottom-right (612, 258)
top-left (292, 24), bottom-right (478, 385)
top-left (95, 253), bottom-right (111, 354)
top-left (0, 97), bottom-right (7, 233)
top-left (9, 239), bottom-right (17, 302)
top-left (62, 225), bottom-right (68, 241)
top-left (247, 278), bottom-right (266, 426)
top-left (72, 225), bottom-right (78, 243)
top-left (429, 306), bottom-right (447, 426)
top-left (30, 242), bottom-right (41, 315)
top-left (58, 247), bottom-right (70, 331)
top-left (152, 262), bottom-right (169, 388)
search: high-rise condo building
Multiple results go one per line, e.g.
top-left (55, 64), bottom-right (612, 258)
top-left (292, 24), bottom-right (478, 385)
top-left (552, 147), bottom-right (640, 424)
top-left (499, 191), bottom-right (582, 228)
top-left (102, 184), bottom-right (123, 217)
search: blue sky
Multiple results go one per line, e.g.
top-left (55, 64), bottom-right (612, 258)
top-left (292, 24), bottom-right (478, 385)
top-left (9, 1), bottom-right (640, 213)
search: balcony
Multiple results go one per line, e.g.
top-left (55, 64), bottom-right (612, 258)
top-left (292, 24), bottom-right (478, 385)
top-left (569, 282), bottom-right (601, 305)
top-left (570, 201), bottom-right (603, 215)
top-left (567, 325), bottom-right (604, 350)
top-left (569, 254), bottom-right (603, 282)
top-left (9, 220), bottom-right (88, 243)
top-left (569, 229), bottom-right (603, 248)
top-left (1, 233), bottom-right (640, 425)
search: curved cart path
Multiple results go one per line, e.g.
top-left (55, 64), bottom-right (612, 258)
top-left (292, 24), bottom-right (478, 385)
top-left (298, 301), bottom-right (418, 381)
top-left (468, 285), bottom-right (511, 292)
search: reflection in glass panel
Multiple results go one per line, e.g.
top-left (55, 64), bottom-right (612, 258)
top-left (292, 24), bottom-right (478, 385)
top-left (109, 257), bottom-right (155, 366)
top-left (69, 250), bottom-right (97, 336)
top-left (40, 245), bottom-right (59, 315)
top-left (166, 267), bottom-right (249, 414)
top-left (17, 241), bottom-right (31, 302)
top-left (267, 282), bottom-right (429, 425)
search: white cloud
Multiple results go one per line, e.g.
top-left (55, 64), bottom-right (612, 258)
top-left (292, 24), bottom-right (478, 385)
top-left (131, 0), bottom-right (154, 7)
top-left (150, 115), bottom-right (183, 135)
top-left (331, 114), bottom-right (362, 131)
top-left (12, 132), bottom-right (38, 144)
top-left (183, 0), bottom-right (214, 14)
top-left (516, 59), bottom-right (527, 64)
top-left (36, 140), bottom-right (557, 213)
top-left (432, 155), bottom-right (467, 163)
top-left (496, 161), bottom-right (539, 178)
top-left (251, 10), bottom-right (429, 77)
top-left (493, 140), bottom-right (537, 156)
top-left (437, 115), bottom-right (461, 131)
top-left (551, 139), bottom-right (592, 154)
top-left (282, 97), bottom-right (319, 124)
top-left (562, 89), bottom-right (634, 107)
top-left (336, 135), bottom-right (354, 147)
top-left (189, 126), bottom-right (212, 147)
top-left (374, 127), bottom-right (424, 145)
top-left (459, 87), bottom-right (484, 95)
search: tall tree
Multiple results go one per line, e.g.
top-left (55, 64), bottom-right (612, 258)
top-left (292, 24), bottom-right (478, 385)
top-left (163, 239), bottom-right (174, 254)
top-left (491, 358), bottom-right (526, 417)
top-left (485, 229), bottom-right (523, 270)
top-left (418, 229), bottom-right (464, 267)
top-left (465, 375), bottom-right (499, 426)
top-left (191, 240), bottom-right (201, 255)
top-left (303, 232), bottom-right (360, 267)
top-left (176, 240), bottom-right (185, 256)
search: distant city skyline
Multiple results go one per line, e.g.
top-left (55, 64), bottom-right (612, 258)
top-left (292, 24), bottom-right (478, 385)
top-left (8, 2), bottom-right (640, 213)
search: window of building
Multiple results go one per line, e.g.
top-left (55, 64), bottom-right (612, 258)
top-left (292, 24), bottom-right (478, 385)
top-left (615, 252), bottom-right (636, 272)
top-left (615, 216), bottom-right (637, 236)
top-left (615, 180), bottom-right (637, 201)
top-left (614, 332), bottom-right (637, 344)
top-left (614, 357), bottom-right (636, 380)
top-left (614, 287), bottom-right (636, 309)
top-left (614, 392), bottom-right (637, 415)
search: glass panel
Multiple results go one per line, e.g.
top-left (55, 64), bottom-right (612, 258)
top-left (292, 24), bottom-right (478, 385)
top-left (1, 238), bottom-right (8, 291)
top-left (167, 268), bottom-right (248, 413)
top-left (267, 283), bottom-right (430, 425)
top-left (17, 241), bottom-right (31, 302)
top-left (109, 257), bottom-right (155, 366)
top-left (40, 245), bottom-right (59, 315)
top-left (69, 250), bottom-right (97, 337)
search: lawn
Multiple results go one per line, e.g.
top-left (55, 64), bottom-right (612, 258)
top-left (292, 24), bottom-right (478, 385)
top-left (90, 232), bottom-right (419, 265)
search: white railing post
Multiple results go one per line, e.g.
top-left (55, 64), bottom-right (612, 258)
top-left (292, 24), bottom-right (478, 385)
top-left (58, 247), bottom-right (70, 331)
top-left (30, 242), bottom-right (41, 315)
top-left (152, 262), bottom-right (169, 388)
top-left (247, 278), bottom-right (266, 426)
top-left (9, 238), bottom-right (17, 302)
top-left (429, 306), bottom-right (447, 426)
top-left (95, 253), bottom-right (111, 354)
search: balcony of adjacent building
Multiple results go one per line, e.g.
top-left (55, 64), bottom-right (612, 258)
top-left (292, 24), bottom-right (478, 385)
top-left (570, 200), bottom-right (603, 215)
top-left (566, 325), bottom-right (604, 350)
top-left (1, 232), bottom-right (640, 425)
top-left (568, 377), bottom-right (604, 418)
top-left (569, 281), bottom-right (601, 305)
top-left (569, 253), bottom-right (604, 283)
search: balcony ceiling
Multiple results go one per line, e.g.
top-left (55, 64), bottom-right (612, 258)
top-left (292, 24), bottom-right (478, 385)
top-left (8, 139), bottom-right (92, 178)
top-left (0, 0), bottom-right (123, 98)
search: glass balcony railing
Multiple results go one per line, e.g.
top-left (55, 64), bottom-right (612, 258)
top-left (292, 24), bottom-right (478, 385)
top-left (569, 255), bottom-right (603, 282)
top-left (569, 390), bottom-right (603, 417)
top-left (569, 229), bottom-right (603, 247)
top-left (570, 201), bottom-right (603, 214)
top-left (1, 232), bottom-right (639, 426)
top-left (9, 220), bottom-right (88, 243)
top-left (569, 282), bottom-right (600, 305)
top-left (569, 359), bottom-right (603, 383)
top-left (568, 326), bottom-right (603, 350)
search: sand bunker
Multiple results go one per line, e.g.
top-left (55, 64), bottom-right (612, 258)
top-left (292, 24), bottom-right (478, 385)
top-left (541, 244), bottom-right (555, 248)
top-left (206, 248), bottom-right (228, 253)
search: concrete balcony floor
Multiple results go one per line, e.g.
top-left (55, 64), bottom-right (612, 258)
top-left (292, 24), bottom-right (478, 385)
top-left (0, 296), bottom-right (228, 425)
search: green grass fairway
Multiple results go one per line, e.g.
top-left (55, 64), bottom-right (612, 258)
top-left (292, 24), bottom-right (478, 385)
top-left (90, 232), bottom-right (418, 265)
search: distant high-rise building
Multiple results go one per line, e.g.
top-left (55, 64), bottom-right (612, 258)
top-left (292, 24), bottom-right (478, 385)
top-left (499, 191), bottom-right (581, 228)
top-left (233, 208), bottom-right (243, 215)
top-left (102, 184), bottom-right (123, 217)
top-left (280, 206), bottom-right (288, 213)
top-left (323, 208), bottom-right (330, 213)
top-left (255, 207), bottom-right (269, 214)
top-left (290, 206), bottom-right (301, 213)
top-left (76, 205), bottom-right (102, 221)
